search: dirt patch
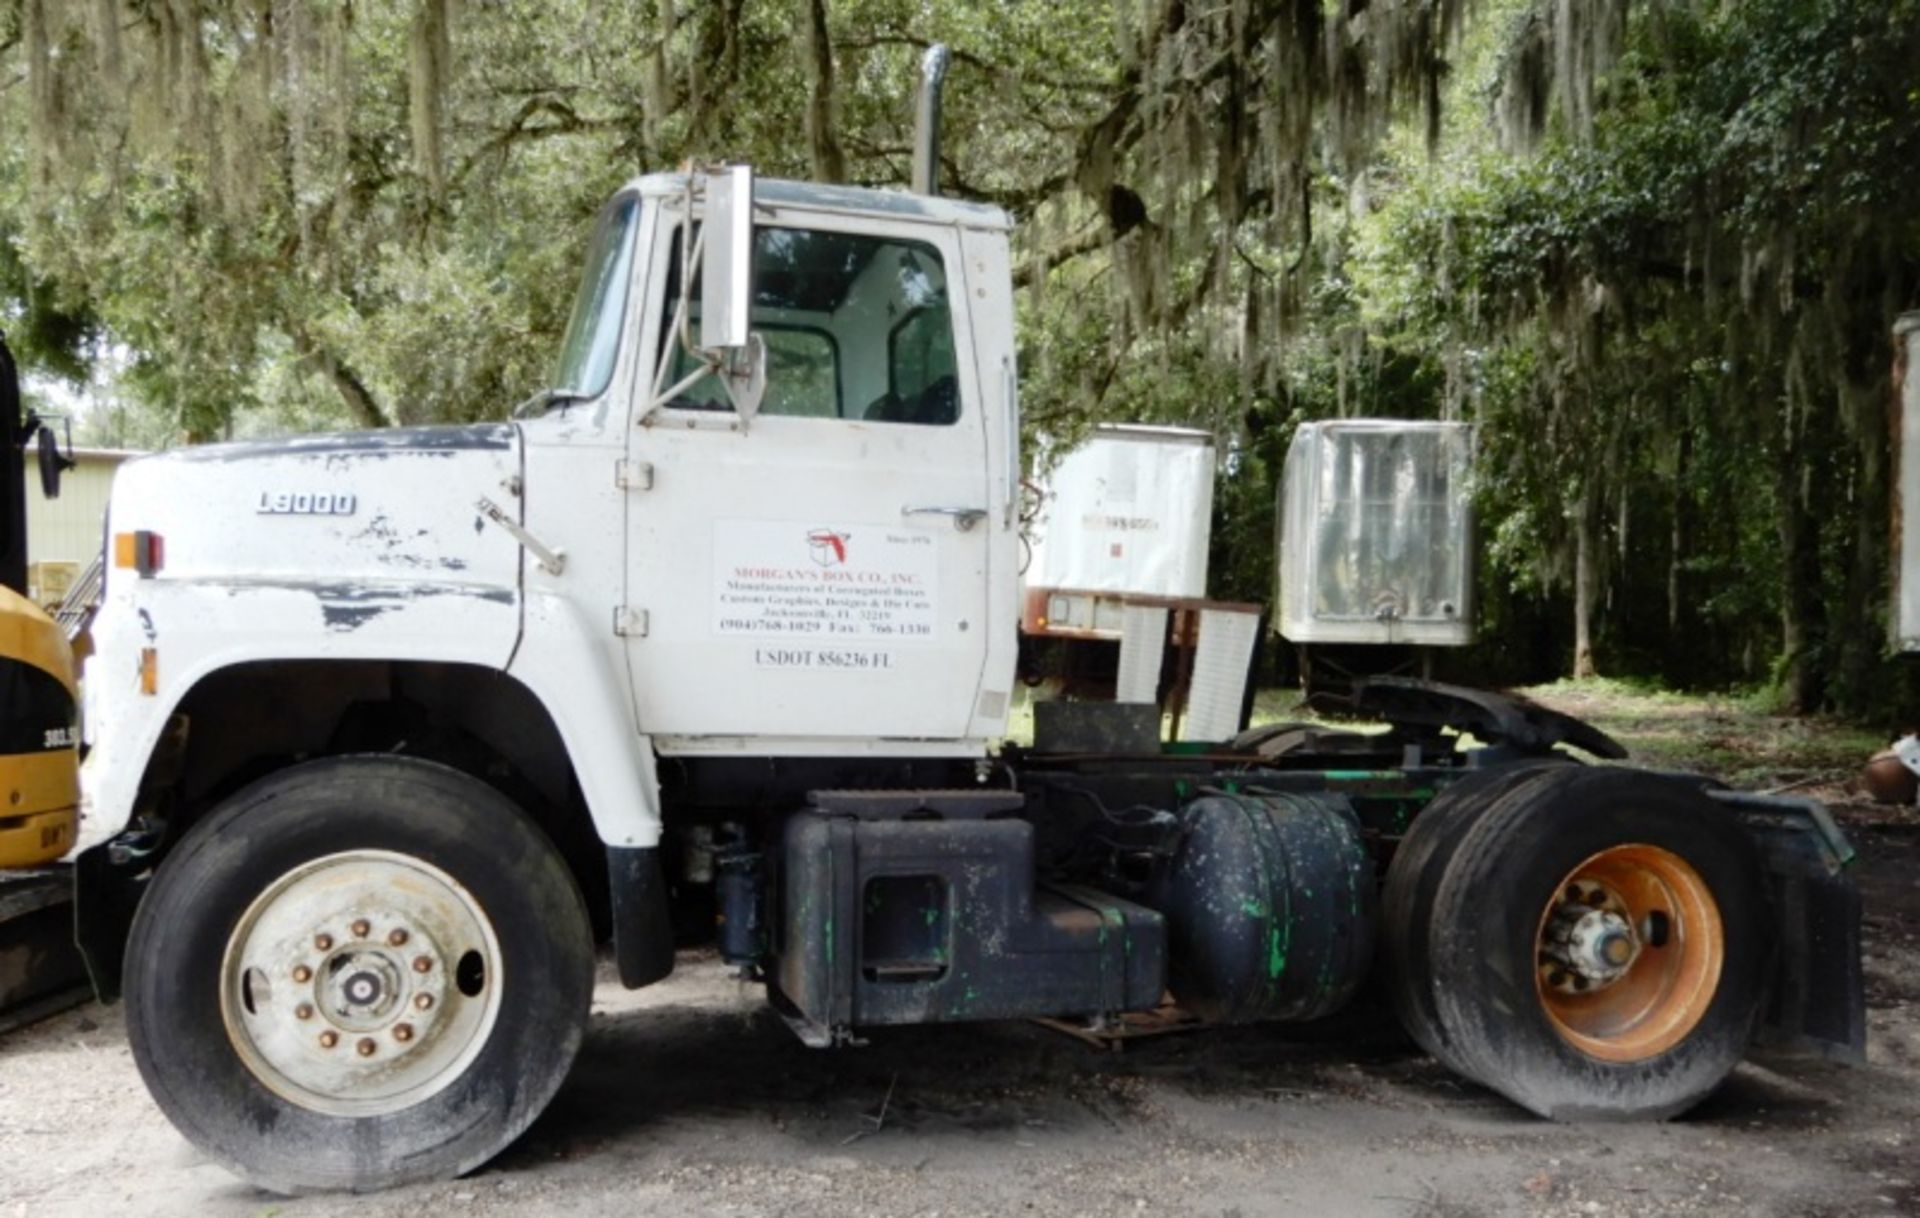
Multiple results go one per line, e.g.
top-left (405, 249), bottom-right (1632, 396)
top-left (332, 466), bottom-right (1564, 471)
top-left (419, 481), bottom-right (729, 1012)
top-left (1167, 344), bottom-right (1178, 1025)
top-left (3, 941), bottom-right (1915, 1218)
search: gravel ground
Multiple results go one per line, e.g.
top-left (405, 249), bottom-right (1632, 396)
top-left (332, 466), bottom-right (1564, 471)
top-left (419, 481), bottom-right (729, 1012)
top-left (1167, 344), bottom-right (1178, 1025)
top-left (1, 817), bottom-right (1915, 1218)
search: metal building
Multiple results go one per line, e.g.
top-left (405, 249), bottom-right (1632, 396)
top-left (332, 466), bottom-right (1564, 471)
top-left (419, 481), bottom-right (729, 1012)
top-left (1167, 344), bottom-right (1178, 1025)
top-left (25, 447), bottom-right (141, 606)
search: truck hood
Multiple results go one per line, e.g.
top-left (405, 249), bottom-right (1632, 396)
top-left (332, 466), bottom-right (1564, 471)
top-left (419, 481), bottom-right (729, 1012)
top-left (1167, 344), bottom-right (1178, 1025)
top-left (106, 423), bottom-right (526, 599)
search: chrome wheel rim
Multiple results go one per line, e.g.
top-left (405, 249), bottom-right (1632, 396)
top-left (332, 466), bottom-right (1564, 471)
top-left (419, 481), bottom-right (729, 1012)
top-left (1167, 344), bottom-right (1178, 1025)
top-left (219, 850), bottom-right (504, 1116)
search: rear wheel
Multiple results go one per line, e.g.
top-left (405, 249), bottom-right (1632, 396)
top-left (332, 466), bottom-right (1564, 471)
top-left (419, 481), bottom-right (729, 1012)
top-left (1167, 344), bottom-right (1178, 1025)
top-left (1380, 761), bottom-right (1567, 1073)
top-left (1426, 767), bottom-right (1769, 1120)
top-left (125, 756), bottom-right (594, 1193)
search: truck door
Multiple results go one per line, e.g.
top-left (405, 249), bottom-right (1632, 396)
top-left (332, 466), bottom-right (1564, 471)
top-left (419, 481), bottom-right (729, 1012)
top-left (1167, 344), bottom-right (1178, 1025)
top-left (623, 207), bottom-right (996, 746)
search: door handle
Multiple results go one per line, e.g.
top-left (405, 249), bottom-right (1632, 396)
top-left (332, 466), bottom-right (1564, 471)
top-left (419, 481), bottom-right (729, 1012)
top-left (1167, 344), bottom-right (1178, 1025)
top-left (902, 504), bottom-right (988, 532)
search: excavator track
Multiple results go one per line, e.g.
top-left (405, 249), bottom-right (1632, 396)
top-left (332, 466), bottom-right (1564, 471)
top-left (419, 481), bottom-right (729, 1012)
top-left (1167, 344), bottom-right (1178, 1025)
top-left (0, 867), bottom-right (89, 1033)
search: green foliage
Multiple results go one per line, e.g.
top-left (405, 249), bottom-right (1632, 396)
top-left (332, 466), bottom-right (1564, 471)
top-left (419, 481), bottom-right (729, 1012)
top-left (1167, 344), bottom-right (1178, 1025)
top-left (1346, 0), bottom-right (1920, 716)
top-left (0, 0), bottom-right (1916, 718)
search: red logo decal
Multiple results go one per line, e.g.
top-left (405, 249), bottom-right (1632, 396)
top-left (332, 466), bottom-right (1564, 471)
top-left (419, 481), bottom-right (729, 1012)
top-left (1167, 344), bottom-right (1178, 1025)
top-left (807, 528), bottom-right (850, 567)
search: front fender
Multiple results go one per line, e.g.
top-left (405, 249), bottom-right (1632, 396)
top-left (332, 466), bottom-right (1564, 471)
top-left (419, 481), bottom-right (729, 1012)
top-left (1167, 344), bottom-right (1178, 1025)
top-left (79, 578), bottom-right (523, 849)
top-left (80, 579), bottom-right (663, 854)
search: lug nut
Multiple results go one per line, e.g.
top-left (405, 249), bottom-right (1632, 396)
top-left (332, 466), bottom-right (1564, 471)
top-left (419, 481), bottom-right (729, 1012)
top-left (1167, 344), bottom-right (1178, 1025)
top-left (318, 1031), bottom-right (339, 1049)
top-left (292, 965), bottom-right (313, 983)
top-left (314, 933), bottom-right (333, 952)
top-left (393, 1023), bottom-right (414, 1043)
top-left (294, 1003), bottom-right (314, 1021)
top-left (387, 928), bottom-right (409, 947)
top-left (351, 919), bottom-right (372, 939)
top-left (412, 955), bottom-right (433, 974)
top-left (356, 1038), bottom-right (378, 1057)
top-left (414, 993), bottom-right (434, 1012)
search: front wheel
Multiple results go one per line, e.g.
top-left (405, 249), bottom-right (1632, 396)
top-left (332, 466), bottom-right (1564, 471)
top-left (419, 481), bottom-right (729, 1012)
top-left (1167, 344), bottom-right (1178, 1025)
top-left (125, 756), bottom-right (595, 1193)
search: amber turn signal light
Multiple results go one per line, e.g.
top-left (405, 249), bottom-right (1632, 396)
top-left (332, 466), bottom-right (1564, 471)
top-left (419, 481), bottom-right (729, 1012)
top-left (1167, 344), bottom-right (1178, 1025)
top-left (113, 531), bottom-right (164, 577)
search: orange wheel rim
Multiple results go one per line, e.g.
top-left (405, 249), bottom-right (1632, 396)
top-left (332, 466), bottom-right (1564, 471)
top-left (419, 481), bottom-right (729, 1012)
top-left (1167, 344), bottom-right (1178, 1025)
top-left (1532, 843), bottom-right (1723, 1063)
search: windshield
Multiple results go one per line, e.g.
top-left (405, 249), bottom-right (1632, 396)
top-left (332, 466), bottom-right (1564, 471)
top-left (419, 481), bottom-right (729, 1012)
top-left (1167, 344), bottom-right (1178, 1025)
top-left (551, 194), bottom-right (639, 400)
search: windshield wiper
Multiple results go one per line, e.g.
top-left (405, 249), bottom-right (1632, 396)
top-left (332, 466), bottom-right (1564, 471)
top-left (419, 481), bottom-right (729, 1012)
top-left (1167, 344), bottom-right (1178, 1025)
top-left (511, 387), bottom-right (588, 419)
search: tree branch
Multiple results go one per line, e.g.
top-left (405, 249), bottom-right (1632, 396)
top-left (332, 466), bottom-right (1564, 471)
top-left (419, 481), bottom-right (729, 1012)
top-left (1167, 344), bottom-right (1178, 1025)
top-left (290, 325), bottom-right (391, 429)
top-left (834, 31), bottom-right (1113, 94)
top-left (452, 96), bottom-right (632, 187)
top-left (801, 0), bottom-right (845, 183)
top-left (1013, 223), bottom-right (1108, 288)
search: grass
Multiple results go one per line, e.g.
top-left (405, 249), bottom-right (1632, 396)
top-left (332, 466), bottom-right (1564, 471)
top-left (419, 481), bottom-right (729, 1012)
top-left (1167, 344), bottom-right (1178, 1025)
top-left (1509, 677), bottom-right (1886, 788)
top-left (1010, 676), bottom-right (1887, 792)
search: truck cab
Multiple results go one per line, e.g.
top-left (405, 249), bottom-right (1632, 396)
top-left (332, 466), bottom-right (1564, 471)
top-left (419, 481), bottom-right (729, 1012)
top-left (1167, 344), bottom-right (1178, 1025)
top-left (81, 172), bottom-right (1023, 866)
top-left (542, 175), bottom-right (1022, 752)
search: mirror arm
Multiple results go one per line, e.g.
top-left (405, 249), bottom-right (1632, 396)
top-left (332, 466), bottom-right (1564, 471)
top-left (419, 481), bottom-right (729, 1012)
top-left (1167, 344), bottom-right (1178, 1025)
top-left (676, 223), bottom-right (708, 361)
top-left (640, 217), bottom-right (713, 423)
top-left (649, 363), bottom-right (718, 412)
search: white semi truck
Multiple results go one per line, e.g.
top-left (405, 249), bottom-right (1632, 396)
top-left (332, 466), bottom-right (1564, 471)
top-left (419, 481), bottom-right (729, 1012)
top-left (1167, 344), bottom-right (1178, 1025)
top-left (70, 54), bottom-right (1862, 1195)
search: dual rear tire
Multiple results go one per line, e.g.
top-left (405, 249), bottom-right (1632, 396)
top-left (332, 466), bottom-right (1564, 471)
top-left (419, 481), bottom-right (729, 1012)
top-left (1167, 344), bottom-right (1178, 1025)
top-left (1382, 765), bottom-right (1771, 1120)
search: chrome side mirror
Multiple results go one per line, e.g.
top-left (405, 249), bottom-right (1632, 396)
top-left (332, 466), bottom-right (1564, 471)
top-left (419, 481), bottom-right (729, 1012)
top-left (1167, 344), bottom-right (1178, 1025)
top-left (644, 165), bottom-right (763, 423)
top-left (700, 164), bottom-right (754, 352)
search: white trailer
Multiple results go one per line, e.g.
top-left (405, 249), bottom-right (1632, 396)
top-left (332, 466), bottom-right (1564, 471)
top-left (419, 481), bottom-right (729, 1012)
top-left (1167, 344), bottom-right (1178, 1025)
top-left (1278, 419), bottom-right (1475, 647)
top-left (66, 49), bottom-right (1862, 1197)
top-left (1021, 424), bottom-right (1215, 639)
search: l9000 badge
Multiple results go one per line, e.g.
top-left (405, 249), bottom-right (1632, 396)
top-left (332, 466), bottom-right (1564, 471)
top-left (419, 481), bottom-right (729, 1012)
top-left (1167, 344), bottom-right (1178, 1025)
top-left (256, 491), bottom-right (357, 515)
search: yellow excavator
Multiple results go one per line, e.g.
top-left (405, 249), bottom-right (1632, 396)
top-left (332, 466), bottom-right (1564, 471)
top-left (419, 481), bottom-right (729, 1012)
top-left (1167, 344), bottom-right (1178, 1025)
top-left (0, 330), bottom-right (88, 1030)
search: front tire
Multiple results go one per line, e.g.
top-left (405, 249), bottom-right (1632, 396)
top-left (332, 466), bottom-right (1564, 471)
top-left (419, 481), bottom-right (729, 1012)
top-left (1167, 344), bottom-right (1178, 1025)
top-left (125, 756), bottom-right (594, 1193)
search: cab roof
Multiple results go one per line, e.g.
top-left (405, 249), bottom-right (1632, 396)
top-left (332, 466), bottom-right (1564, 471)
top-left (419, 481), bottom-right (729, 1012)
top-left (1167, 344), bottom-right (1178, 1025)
top-left (629, 172), bottom-right (1013, 233)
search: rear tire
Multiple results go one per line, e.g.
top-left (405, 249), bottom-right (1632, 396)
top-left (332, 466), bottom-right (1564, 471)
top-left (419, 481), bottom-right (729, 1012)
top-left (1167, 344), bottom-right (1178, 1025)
top-left (1427, 767), bottom-right (1770, 1120)
top-left (125, 756), bottom-right (594, 1193)
top-left (1380, 762), bottom-right (1567, 1075)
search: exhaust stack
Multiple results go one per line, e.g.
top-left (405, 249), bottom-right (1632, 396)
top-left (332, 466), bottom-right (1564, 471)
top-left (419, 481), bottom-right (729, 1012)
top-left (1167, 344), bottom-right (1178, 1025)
top-left (911, 44), bottom-right (951, 196)
top-left (1895, 312), bottom-right (1920, 650)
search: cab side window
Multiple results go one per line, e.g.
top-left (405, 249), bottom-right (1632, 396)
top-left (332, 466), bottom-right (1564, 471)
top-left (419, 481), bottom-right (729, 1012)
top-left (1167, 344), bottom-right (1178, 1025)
top-left (661, 226), bottom-right (960, 425)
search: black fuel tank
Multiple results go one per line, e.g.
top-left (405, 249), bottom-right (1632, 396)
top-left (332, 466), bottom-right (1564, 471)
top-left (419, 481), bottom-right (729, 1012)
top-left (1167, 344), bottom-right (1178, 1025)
top-left (1150, 791), bottom-right (1376, 1024)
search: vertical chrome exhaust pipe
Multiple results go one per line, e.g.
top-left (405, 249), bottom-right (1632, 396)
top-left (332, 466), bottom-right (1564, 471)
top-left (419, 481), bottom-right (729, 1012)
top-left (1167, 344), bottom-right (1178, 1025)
top-left (911, 44), bottom-right (951, 196)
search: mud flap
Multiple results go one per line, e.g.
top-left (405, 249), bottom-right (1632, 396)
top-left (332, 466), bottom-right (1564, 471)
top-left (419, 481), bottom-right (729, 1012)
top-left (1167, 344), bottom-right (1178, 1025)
top-left (1709, 790), bottom-right (1867, 1062)
top-left (608, 845), bottom-right (674, 989)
